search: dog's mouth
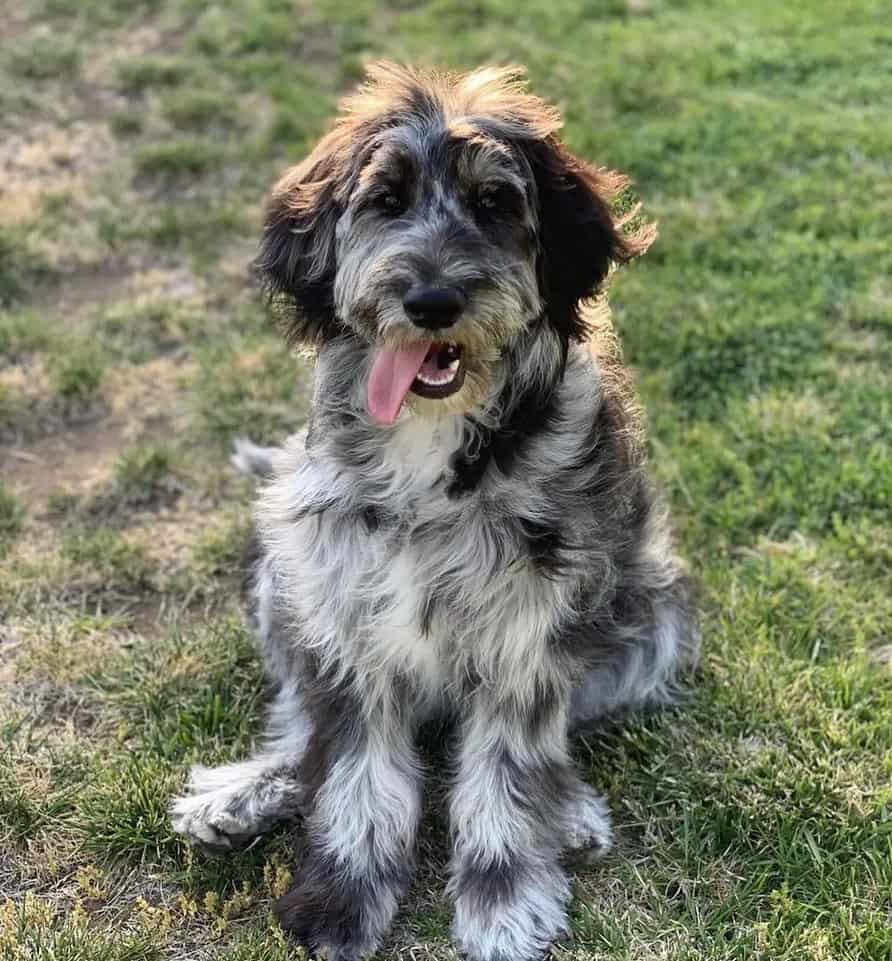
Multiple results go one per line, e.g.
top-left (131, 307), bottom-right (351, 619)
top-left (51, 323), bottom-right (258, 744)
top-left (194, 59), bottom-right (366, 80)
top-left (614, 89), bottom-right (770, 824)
top-left (368, 341), bottom-right (466, 424)
top-left (411, 342), bottom-right (465, 398)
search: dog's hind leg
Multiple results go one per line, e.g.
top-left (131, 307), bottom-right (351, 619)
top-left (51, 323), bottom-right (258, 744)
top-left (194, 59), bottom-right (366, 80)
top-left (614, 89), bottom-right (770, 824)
top-left (569, 591), bottom-right (696, 730)
top-left (568, 513), bottom-right (699, 731)
top-left (170, 680), bottom-right (311, 850)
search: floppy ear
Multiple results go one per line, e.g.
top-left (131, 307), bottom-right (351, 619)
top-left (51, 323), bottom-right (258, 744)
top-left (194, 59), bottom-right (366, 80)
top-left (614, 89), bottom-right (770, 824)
top-left (255, 131), bottom-right (347, 347)
top-left (528, 138), bottom-right (656, 342)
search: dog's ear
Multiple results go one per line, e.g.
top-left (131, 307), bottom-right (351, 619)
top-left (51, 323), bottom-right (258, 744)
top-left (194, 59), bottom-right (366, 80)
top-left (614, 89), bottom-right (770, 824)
top-left (528, 138), bottom-right (656, 342)
top-left (255, 130), bottom-right (348, 347)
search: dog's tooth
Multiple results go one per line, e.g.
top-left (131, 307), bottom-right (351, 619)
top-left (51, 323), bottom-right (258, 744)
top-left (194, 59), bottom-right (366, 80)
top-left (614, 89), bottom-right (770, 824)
top-left (416, 365), bottom-right (458, 388)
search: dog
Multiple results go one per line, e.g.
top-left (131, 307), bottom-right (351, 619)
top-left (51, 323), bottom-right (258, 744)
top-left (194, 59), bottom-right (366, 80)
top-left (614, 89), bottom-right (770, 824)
top-left (171, 62), bottom-right (697, 961)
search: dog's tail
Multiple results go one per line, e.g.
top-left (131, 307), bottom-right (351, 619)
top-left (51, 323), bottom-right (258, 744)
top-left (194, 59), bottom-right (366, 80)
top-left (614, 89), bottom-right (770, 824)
top-left (231, 437), bottom-right (278, 480)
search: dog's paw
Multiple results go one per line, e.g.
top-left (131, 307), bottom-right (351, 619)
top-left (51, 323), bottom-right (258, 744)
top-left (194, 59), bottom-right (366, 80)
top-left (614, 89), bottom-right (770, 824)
top-left (170, 792), bottom-right (257, 851)
top-left (450, 861), bottom-right (570, 961)
top-left (169, 764), bottom-right (269, 851)
top-left (275, 873), bottom-right (387, 961)
top-left (564, 785), bottom-right (613, 861)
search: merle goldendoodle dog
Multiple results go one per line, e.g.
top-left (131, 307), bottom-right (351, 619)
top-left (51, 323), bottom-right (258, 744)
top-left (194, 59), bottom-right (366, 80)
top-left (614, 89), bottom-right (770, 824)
top-left (171, 62), bottom-right (697, 961)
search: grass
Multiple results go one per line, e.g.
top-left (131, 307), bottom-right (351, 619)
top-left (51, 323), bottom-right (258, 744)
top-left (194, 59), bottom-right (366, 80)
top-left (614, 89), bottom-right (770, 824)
top-left (5, 34), bottom-right (81, 80)
top-left (49, 342), bottom-right (107, 402)
top-left (133, 141), bottom-right (227, 181)
top-left (0, 484), bottom-right (26, 555)
top-left (161, 90), bottom-right (240, 130)
top-left (116, 56), bottom-right (192, 93)
top-left (0, 0), bottom-right (889, 959)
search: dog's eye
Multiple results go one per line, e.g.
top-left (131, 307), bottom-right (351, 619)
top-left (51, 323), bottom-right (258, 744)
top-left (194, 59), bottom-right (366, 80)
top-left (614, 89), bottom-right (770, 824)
top-left (378, 191), bottom-right (406, 216)
top-left (475, 185), bottom-right (522, 220)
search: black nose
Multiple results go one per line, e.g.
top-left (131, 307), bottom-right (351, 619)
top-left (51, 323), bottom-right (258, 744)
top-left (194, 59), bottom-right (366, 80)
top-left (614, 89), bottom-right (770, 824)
top-left (402, 286), bottom-right (466, 329)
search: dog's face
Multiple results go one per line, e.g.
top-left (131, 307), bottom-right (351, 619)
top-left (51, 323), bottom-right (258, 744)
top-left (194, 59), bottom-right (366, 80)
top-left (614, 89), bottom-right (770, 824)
top-left (331, 121), bottom-right (542, 420)
top-left (257, 63), bottom-right (653, 423)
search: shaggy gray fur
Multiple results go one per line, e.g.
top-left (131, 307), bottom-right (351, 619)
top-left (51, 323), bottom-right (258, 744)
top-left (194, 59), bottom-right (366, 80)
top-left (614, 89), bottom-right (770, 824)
top-left (171, 63), bottom-right (697, 961)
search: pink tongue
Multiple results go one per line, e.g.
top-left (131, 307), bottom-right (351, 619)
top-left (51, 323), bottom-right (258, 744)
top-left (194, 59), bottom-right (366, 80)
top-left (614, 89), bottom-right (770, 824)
top-left (367, 341), bottom-right (433, 425)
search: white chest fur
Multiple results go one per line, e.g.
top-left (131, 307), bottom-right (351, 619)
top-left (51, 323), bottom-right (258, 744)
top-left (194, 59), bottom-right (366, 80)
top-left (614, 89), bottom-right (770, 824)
top-left (258, 414), bottom-right (570, 706)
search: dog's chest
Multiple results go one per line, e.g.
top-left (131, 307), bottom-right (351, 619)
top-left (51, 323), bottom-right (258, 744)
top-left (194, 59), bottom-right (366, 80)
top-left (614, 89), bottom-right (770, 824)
top-left (325, 500), bottom-right (562, 696)
top-left (276, 419), bottom-right (568, 697)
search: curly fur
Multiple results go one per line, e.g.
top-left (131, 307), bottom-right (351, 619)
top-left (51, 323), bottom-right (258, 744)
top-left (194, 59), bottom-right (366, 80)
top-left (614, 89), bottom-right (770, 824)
top-left (171, 62), bottom-right (696, 961)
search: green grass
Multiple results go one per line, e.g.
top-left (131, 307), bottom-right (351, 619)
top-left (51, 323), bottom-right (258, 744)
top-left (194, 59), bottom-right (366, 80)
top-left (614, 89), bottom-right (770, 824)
top-left (0, 309), bottom-right (54, 358)
top-left (134, 141), bottom-right (227, 181)
top-left (161, 90), bottom-right (240, 130)
top-left (0, 226), bottom-right (52, 307)
top-left (189, 330), bottom-right (312, 446)
top-left (49, 341), bottom-right (107, 402)
top-left (0, 484), bottom-right (26, 554)
top-left (0, 0), bottom-right (890, 958)
top-left (6, 34), bottom-right (81, 80)
top-left (109, 110), bottom-right (144, 137)
top-left (113, 444), bottom-right (177, 492)
top-left (61, 527), bottom-right (155, 590)
top-left (116, 56), bottom-right (192, 93)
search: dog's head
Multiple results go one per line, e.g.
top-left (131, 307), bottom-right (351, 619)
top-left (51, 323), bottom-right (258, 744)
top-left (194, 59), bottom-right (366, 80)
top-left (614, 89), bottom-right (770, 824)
top-left (257, 62), bottom-right (654, 424)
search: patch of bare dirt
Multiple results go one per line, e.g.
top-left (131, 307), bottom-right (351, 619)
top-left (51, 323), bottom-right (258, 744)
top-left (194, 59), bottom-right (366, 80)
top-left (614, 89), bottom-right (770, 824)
top-left (26, 258), bottom-right (135, 323)
top-left (1, 356), bottom-right (191, 509)
top-left (0, 7), bottom-right (33, 46)
top-left (3, 675), bottom-right (101, 733)
top-left (1, 418), bottom-right (129, 510)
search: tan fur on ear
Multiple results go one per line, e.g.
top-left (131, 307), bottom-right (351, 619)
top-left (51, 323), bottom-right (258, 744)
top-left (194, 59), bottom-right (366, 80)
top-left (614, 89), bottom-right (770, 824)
top-left (587, 166), bottom-right (658, 263)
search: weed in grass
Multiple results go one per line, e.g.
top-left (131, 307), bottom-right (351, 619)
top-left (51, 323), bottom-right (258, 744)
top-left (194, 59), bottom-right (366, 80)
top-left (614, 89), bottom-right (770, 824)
top-left (0, 483), bottom-right (26, 553)
top-left (133, 140), bottom-right (226, 181)
top-left (0, 383), bottom-right (29, 430)
top-left (61, 527), bottom-right (154, 589)
top-left (116, 56), bottom-right (190, 93)
top-left (75, 443), bottom-right (184, 518)
top-left (133, 202), bottom-right (248, 255)
top-left (161, 90), bottom-right (239, 130)
top-left (113, 444), bottom-right (175, 492)
top-left (110, 110), bottom-right (144, 137)
top-left (0, 310), bottom-right (54, 360)
top-left (190, 513), bottom-right (252, 580)
top-left (95, 297), bottom-right (203, 362)
top-left (0, 772), bottom-right (46, 841)
top-left (0, 226), bottom-right (51, 307)
top-left (0, 894), bottom-right (165, 961)
top-left (49, 342), bottom-right (106, 402)
top-left (6, 35), bottom-right (81, 80)
top-left (405, 904), bottom-right (452, 943)
top-left (91, 619), bottom-right (264, 761)
top-left (0, 746), bottom-right (83, 841)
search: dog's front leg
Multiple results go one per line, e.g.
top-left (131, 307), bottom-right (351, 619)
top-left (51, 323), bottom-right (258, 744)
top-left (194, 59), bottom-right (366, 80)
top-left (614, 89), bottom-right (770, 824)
top-left (448, 684), bottom-right (583, 961)
top-left (275, 681), bottom-right (422, 961)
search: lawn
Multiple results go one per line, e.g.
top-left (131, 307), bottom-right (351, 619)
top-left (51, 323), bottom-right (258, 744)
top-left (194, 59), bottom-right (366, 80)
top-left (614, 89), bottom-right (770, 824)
top-left (1, 0), bottom-right (890, 958)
